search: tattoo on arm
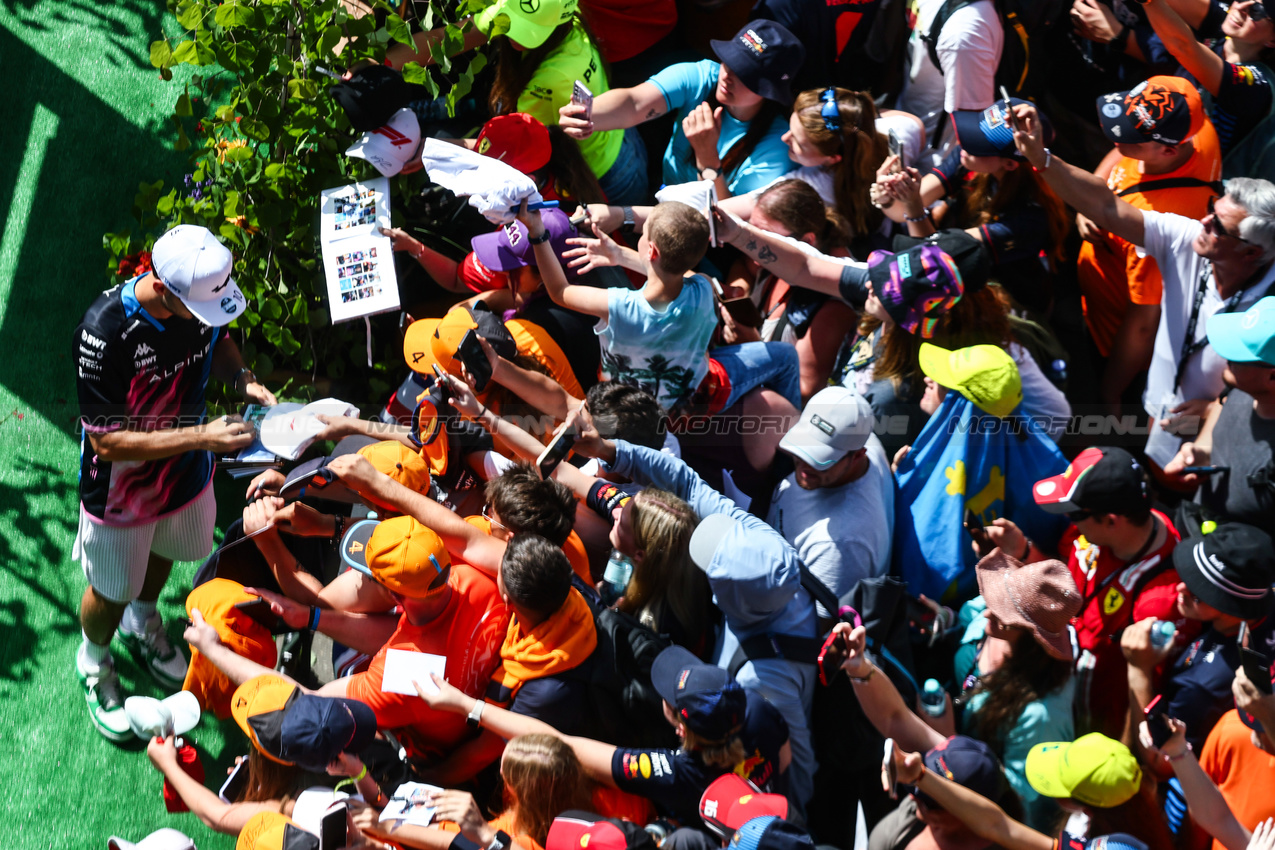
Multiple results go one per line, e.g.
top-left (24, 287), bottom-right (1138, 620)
top-left (757, 245), bottom-right (777, 264)
top-left (745, 239), bottom-right (757, 252)
top-left (644, 108), bottom-right (658, 119)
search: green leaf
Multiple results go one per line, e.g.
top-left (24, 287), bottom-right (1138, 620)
top-left (216, 105), bottom-right (237, 122)
top-left (224, 191), bottom-right (241, 217)
top-left (174, 124), bottom-right (191, 151)
top-left (240, 118), bottom-right (271, 141)
top-left (469, 51), bottom-right (487, 75)
top-left (219, 222), bottom-right (245, 245)
top-left (287, 79), bottom-right (319, 100)
top-left (319, 25), bottom-right (342, 54)
top-left (172, 40), bottom-right (200, 65)
top-left (175, 0), bottom-right (205, 30)
top-left (227, 41), bottom-right (258, 69)
top-left (157, 189), bottom-right (177, 216)
top-left (401, 61), bottom-right (431, 85)
top-left (175, 93), bottom-right (193, 117)
top-left (225, 143), bottom-right (255, 163)
top-left (291, 297), bottom-right (309, 324)
top-left (149, 40), bottom-right (173, 69)
top-left (264, 162), bottom-right (287, 179)
top-left (262, 298), bottom-right (283, 321)
top-left (214, 1), bottom-right (257, 28)
top-left (385, 13), bottom-right (413, 46)
top-left (345, 16), bottom-right (376, 37)
top-left (276, 326), bottom-right (302, 355)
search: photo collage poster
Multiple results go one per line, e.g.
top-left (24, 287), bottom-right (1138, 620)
top-left (319, 176), bottom-right (401, 323)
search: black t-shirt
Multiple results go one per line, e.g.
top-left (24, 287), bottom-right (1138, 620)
top-left (609, 689), bottom-right (788, 826)
top-left (929, 149), bottom-right (1051, 266)
top-left (751, 0), bottom-right (886, 94)
top-left (508, 656), bottom-right (595, 736)
top-left (1210, 56), bottom-right (1274, 157)
top-left (1164, 597), bottom-right (1275, 749)
top-left (75, 277), bottom-right (223, 525)
top-left (1200, 389), bottom-right (1275, 527)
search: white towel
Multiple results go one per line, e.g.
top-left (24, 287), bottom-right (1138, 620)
top-left (420, 138), bottom-right (541, 225)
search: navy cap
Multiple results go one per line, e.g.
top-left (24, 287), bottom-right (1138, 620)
top-left (279, 693), bottom-right (378, 772)
top-left (952, 99), bottom-right (1054, 160)
top-left (914, 735), bottom-right (1011, 809)
top-left (650, 645), bottom-right (746, 742)
top-left (730, 817), bottom-right (815, 850)
top-left (709, 21), bottom-right (805, 107)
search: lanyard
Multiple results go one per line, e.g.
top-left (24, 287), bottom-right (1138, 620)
top-left (1173, 264), bottom-right (1258, 393)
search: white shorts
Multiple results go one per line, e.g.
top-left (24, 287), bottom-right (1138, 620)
top-left (74, 484), bottom-right (217, 603)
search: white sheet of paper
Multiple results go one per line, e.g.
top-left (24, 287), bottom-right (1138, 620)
top-left (380, 649), bottom-right (446, 696)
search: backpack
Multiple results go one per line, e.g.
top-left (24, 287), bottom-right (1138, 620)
top-left (569, 594), bottom-right (681, 750)
top-left (922, 0), bottom-right (1066, 104)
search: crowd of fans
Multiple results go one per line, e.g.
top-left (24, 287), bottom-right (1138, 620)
top-left (76, 0), bottom-right (1275, 847)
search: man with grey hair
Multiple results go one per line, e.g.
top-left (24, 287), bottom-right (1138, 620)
top-left (1011, 103), bottom-right (1275, 469)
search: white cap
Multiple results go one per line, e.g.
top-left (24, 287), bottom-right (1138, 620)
top-left (108, 828), bottom-right (197, 850)
top-left (346, 108), bottom-right (422, 177)
top-left (124, 691), bottom-right (201, 740)
top-left (689, 512), bottom-right (739, 570)
top-left (151, 224), bottom-right (246, 326)
top-left (778, 386), bottom-right (874, 469)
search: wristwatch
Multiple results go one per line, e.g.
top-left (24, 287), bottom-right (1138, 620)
top-left (528, 229), bottom-right (552, 245)
top-left (699, 167), bottom-right (720, 182)
top-left (234, 367), bottom-right (256, 389)
top-left (466, 699), bottom-right (486, 728)
top-left (621, 205), bottom-right (635, 231)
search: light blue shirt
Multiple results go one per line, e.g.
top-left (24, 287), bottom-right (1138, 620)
top-left (597, 274), bottom-right (717, 411)
top-left (647, 60), bottom-right (796, 195)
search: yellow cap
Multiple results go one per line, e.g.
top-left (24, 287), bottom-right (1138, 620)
top-left (367, 515), bottom-right (452, 598)
top-left (919, 343), bottom-right (1022, 418)
top-left (1025, 733), bottom-right (1142, 808)
top-left (357, 440), bottom-right (432, 495)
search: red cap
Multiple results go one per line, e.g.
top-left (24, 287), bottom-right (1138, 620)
top-left (476, 113), bottom-right (552, 175)
top-left (548, 814), bottom-right (642, 850)
top-left (699, 774), bottom-right (790, 838)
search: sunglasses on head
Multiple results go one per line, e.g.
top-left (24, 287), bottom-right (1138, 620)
top-left (1207, 196), bottom-right (1254, 244)
top-left (820, 87), bottom-right (841, 133)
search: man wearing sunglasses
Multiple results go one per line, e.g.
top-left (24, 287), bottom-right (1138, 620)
top-left (1011, 101), bottom-right (1275, 473)
top-left (981, 446), bottom-right (1185, 739)
top-left (1076, 77), bottom-right (1221, 419)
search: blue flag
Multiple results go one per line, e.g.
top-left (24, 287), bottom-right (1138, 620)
top-left (893, 394), bottom-right (1070, 602)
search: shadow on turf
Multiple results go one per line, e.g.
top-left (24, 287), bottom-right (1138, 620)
top-left (0, 0), bottom-right (167, 71)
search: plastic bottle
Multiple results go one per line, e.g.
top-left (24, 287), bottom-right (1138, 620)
top-left (920, 678), bottom-right (947, 717)
top-left (1150, 620), bottom-right (1177, 648)
top-left (601, 551), bottom-right (634, 604)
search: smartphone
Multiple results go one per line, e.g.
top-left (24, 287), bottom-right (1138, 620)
top-left (1241, 647), bottom-right (1274, 695)
top-left (455, 329), bottom-right (493, 392)
top-left (536, 421), bottom-right (577, 480)
top-left (571, 80), bottom-right (594, 121)
top-left (1144, 694), bottom-right (1173, 748)
top-left (430, 362), bottom-right (456, 396)
top-left (881, 738), bottom-right (899, 800)
top-left (722, 296), bottom-right (765, 329)
top-left (817, 629), bottom-right (849, 687)
top-left (320, 802), bottom-right (349, 850)
top-left (1184, 466), bottom-right (1230, 475)
top-left (234, 598), bottom-right (293, 635)
top-left (964, 508), bottom-right (992, 553)
top-left (218, 757), bottom-right (251, 804)
top-left (887, 129), bottom-right (902, 172)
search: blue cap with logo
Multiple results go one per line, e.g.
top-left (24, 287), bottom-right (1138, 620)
top-left (1207, 295), bottom-right (1275, 366)
top-left (730, 817), bottom-right (815, 850)
top-left (952, 99), bottom-right (1054, 160)
top-left (650, 645), bottom-right (746, 742)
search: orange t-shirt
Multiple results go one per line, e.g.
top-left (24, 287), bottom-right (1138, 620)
top-left (345, 565), bottom-right (509, 761)
top-left (1199, 709), bottom-right (1275, 850)
top-left (1077, 121), bottom-right (1221, 357)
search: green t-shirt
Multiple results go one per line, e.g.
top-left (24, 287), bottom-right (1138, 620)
top-left (516, 19), bottom-right (622, 180)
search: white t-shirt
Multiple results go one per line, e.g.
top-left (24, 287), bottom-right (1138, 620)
top-left (1141, 211), bottom-right (1275, 465)
top-left (898, 0), bottom-right (1003, 165)
top-left (766, 434), bottom-right (895, 617)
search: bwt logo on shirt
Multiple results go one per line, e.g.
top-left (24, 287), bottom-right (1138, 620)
top-left (82, 331), bottom-right (106, 350)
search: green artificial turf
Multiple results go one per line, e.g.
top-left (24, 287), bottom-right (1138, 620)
top-left (0, 2), bottom-right (252, 847)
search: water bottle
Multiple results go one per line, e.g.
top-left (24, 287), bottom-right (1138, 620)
top-left (1150, 620), bottom-right (1177, 648)
top-left (601, 551), bottom-right (634, 604)
top-left (1050, 358), bottom-right (1068, 388)
top-left (920, 678), bottom-right (947, 717)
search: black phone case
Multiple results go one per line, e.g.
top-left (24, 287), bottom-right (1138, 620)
top-left (1241, 647), bottom-right (1273, 694)
top-left (234, 599), bottom-right (293, 635)
top-left (457, 330), bottom-right (493, 392)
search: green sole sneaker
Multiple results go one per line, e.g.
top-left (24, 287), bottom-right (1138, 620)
top-left (117, 626), bottom-right (188, 692)
top-left (76, 658), bottom-right (132, 743)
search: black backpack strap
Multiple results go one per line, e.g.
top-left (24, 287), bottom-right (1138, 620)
top-left (923, 0), bottom-right (975, 74)
top-left (1116, 177), bottom-right (1224, 197)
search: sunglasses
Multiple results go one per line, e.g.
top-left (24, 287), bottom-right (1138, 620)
top-left (1249, 1), bottom-right (1271, 21)
top-left (1206, 196), bottom-right (1253, 243)
top-left (482, 502), bottom-right (512, 537)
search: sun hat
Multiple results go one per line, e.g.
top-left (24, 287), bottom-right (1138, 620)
top-left (356, 515), bottom-right (452, 598)
top-left (345, 107), bottom-right (422, 177)
top-left (867, 244), bottom-right (964, 338)
top-left (476, 0), bottom-right (576, 49)
top-left (913, 735), bottom-right (1012, 810)
top-left (699, 773), bottom-right (789, 838)
top-left (476, 113), bottom-right (553, 175)
top-left (1172, 521), bottom-right (1275, 619)
top-left (547, 812), bottom-right (657, 850)
top-left (709, 21), bottom-right (806, 107)
top-left (953, 99), bottom-right (1055, 160)
top-left (471, 208), bottom-right (578, 273)
top-left (976, 550), bottom-right (1081, 661)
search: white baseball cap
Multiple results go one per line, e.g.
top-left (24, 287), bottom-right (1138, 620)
top-left (346, 108), bottom-right (422, 177)
top-left (150, 224), bottom-right (246, 326)
top-left (108, 828), bottom-right (197, 850)
top-left (778, 386), bottom-right (874, 469)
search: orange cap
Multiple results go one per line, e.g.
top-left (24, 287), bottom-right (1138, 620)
top-left (230, 675), bottom-right (298, 765)
top-left (403, 317), bottom-right (444, 375)
top-left (357, 440), bottom-right (432, 494)
top-left (367, 515), bottom-right (452, 598)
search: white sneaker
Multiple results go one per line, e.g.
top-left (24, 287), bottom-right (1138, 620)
top-left (76, 653), bottom-right (131, 743)
top-left (118, 615), bottom-right (188, 691)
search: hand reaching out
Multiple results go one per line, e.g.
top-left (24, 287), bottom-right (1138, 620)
top-left (564, 224), bottom-right (624, 274)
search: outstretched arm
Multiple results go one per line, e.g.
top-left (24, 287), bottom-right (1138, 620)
top-left (1140, 0), bottom-right (1225, 95)
top-left (1148, 718), bottom-right (1251, 850)
top-left (712, 209), bottom-right (858, 300)
top-left (835, 623), bottom-right (947, 753)
top-left (518, 206), bottom-right (611, 319)
top-left (1011, 103), bottom-right (1147, 245)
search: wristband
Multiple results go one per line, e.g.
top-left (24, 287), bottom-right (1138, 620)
top-left (621, 205), bottom-right (635, 230)
top-left (308, 606), bottom-right (321, 631)
top-left (467, 699), bottom-right (486, 728)
top-left (528, 229), bottom-right (552, 245)
top-left (1020, 537), bottom-right (1033, 561)
top-left (1109, 23), bottom-right (1132, 51)
top-left (234, 366), bottom-right (256, 389)
top-left (1166, 744), bottom-right (1193, 761)
top-left (334, 763), bottom-right (369, 792)
top-left (904, 212), bottom-right (929, 223)
top-left (849, 664), bottom-right (877, 684)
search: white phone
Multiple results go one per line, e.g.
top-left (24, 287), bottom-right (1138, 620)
top-left (572, 80), bottom-right (594, 121)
